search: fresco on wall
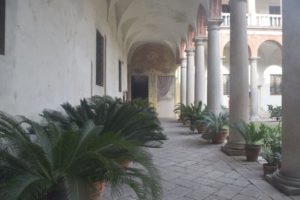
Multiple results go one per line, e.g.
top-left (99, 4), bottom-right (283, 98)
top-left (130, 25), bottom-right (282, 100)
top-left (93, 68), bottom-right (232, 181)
top-left (157, 76), bottom-right (176, 118)
top-left (129, 43), bottom-right (177, 117)
top-left (131, 43), bottom-right (176, 74)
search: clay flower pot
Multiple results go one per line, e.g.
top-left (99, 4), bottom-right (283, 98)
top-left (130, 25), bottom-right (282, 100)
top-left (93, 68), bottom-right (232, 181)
top-left (212, 129), bottom-right (228, 144)
top-left (197, 122), bottom-right (207, 134)
top-left (245, 144), bottom-right (261, 162)
top-left (120, 160), bottom-right (131, 168)
top-left (263, 163), bottom-right (278, 176)
top-left (90, 181), bottom-right (106, 200)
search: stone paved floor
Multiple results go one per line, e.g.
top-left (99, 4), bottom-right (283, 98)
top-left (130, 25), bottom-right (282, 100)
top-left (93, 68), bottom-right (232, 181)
top-left (104, 118), bottom-right (300, 200)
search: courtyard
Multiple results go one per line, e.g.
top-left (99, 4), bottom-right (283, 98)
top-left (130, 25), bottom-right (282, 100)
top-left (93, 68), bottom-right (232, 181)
top-left (104, 118), bottom-right (299, 200)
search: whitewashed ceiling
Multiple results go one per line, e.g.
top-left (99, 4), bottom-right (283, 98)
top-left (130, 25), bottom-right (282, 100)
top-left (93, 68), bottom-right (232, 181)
top-left (107, 0), bottom-right (209, 57)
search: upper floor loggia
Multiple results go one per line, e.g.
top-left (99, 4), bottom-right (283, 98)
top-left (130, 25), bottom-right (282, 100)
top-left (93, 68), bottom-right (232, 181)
top-left (221, 0), bottom-right (282, 28)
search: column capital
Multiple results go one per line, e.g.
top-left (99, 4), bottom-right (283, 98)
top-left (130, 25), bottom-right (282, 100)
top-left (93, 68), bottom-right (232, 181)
top-left (207, 18), bottom-right (223, 31)
top-left (249, 57), bottom-right (260, 61)
top-left (185, 48), bottom-right (195, 55)
top-left (194, 36), bottom-right (208, 46)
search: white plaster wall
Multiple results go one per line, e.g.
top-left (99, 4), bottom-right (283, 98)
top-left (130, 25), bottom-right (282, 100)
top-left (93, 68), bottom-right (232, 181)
top-left (221, 65), bottom-right (230, 108)
top-left (0, 0), bottom-right (127, 118)
top-left (259, 65), bottom-right (282, 112)
top-left (256, 0), bottom-right (281, 14)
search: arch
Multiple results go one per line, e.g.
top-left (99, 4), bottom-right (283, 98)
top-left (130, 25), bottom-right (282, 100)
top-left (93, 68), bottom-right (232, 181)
top-left (129, 43), bottom-right (177, 74)
top-left (175, 47), bottom-right (181, 64)
top-left (209, 0), bottom-right (221, 18)
top-left (196, 4), bottom-right (207, 37)
top-left (249, 37), bottom-right (282, 57)
top-left (257, 40), bottom-right (282, 69)
top-left (257, 39), bottom-right (282, 52)
top-left (187, 24), bottom-right (195, 49)
top-left (180, 38), bottom-right (187, 58)
top-left (221, 41), bottom-right (252, 58)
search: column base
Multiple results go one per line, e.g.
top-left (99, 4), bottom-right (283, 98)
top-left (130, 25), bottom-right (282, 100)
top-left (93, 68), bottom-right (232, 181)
top-left (221, 143), bottom-right (245, 156)
top-left (266, 171), bottom-right (300, 195)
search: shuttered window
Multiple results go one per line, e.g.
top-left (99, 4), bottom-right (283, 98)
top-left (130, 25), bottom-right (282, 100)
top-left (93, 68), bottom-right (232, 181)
top-left (222, 4), bottom-right (230, 13)
top-left (0, 0), bottom-right (5, 55)
top-left (270, 75), bottom-right (282, 95)
top-left (96, 30), bottom-right (105, 86)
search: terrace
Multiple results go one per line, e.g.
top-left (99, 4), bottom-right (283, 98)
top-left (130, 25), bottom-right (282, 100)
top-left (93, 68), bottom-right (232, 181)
top-left (221, 13), bottom-right (282, 28)
top-left (104, 119), bottom-right (297, 200)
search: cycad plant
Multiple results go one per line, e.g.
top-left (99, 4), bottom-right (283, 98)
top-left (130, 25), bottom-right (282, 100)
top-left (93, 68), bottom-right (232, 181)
top-left (174, 103), bottom-right (189, 122)
top-left (232, 122), bottom-right (267, 161)
top-left (175, 102), bottom-right (206, 132)
top-left (201, 112), bottom-right (229, 143)
top-left (42, 96), bottom-right (166, 148)
top-left (233, 122), bottom-right (265, 146)
top-left (261, 124), bottom-right (282, 174)
top-left (0, 112), bottom-right (162, 200)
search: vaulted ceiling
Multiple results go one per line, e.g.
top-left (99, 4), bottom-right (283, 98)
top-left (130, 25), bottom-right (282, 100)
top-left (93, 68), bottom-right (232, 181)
top-left (106, 0), bottom-right (209, 60)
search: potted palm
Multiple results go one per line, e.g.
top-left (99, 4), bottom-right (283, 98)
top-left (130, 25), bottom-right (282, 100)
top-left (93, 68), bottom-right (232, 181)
top-left (179, 102), bottom-right (207, 133)
top-left (262, 150), bottom-right (281, 176)
top-left (174, 103), bottom-right (191, 125)
top-left (202, 112), bottom-right (229, 144)
top-left (233, 122), bottom-right (266, 162)
top-left (42, 96), bottom-right (166, 148)
top-left (0, 108), bottom-right (163, 199)
top-left (267, 105), bottom-right (282, 121)
top-left (262, 124), bottom-right (282, 175)
top-left (174, 103), bottom-right (186, 122)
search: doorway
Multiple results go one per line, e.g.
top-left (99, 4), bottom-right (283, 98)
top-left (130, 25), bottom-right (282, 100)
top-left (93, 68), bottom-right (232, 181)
top-left (131, 75), bottom-right (149, 100)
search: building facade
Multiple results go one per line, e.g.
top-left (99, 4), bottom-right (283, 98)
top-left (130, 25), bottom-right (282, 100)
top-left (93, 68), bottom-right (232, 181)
top-left (2, 0), bottom-right (300, 195)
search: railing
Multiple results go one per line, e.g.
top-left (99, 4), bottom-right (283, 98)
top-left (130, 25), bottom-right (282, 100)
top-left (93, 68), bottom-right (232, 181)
top-left (221, 13), bottom-right (282, 28)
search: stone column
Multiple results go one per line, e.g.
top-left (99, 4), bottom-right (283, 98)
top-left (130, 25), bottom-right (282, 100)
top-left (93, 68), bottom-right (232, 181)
top-left (207, 19), bottom-right (223, 114)
top-left (222, 0), bottom-right (249, 156)
top-left (180, 58), bottom-right (187, 105)
top-left (194, 37), bottom-right (207, 104)
top-left (220, 57), bottom-right (225, 107)
top-left (250, 57), bottom-right (259, 120)
top-left (266, 0), bottom-right (300, 195)
top-left (186, 49), bottom-right (195, 105)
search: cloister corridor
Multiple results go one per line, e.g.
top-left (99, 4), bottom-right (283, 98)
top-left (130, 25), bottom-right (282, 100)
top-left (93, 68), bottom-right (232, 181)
top-left (104, 119), bottom-right (299, 200)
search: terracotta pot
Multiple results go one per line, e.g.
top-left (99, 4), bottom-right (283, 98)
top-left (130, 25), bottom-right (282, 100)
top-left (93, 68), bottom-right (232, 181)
top-left (120, 160), bottom-right (131, 168)
top-left (263, 163), bottom-right (278, 176)
top-left (197, 123), bottom-right (207, 134)
top-left (212, 129), bottom-right (228, 144)
top-left (90, 181), bottom-right (106, 200)
top-left (184, 120), bottom-right (191, 127)
top-left (245, 145), bottom-right (261, 162)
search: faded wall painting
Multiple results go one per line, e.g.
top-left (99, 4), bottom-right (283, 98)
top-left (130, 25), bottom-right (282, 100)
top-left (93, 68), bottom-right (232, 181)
top-left (129, 43), bottom-right (178, 117)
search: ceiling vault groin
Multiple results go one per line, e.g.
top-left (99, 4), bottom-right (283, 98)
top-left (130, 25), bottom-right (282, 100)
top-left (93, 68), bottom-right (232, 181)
top-left (106, 0), bottom-right (210, 61)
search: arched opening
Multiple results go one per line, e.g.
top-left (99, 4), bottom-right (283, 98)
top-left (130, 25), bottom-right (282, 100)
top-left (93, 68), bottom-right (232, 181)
top-left (187, 25), bottom-right (195, 49)
top-left (197, 5), bottom-right (207, 37)
top-left (128, 43), bottom-right (177, 118)
top-left (221, 42), bottom-right (252, 107)
top-left (180, 38), bottom-right (187, 59)
top-left (257, 40), bottom-right (282, 113)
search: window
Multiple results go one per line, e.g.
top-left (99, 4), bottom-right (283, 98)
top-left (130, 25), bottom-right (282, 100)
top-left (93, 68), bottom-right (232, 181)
top-left (222, 4), bottom-right (230, 13)
top-left (118, 60), bottom-right (122, 92)
top-left (223, 74), bottom-right (230, 96)
top-left (96, 30), bottom-right (105, 86)
top-left (0, 0), bottom-right (5, 55)
top-left (269, 6), bottom-right (281, 14)
top-left (270, 75), bottom-right (282, 95)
